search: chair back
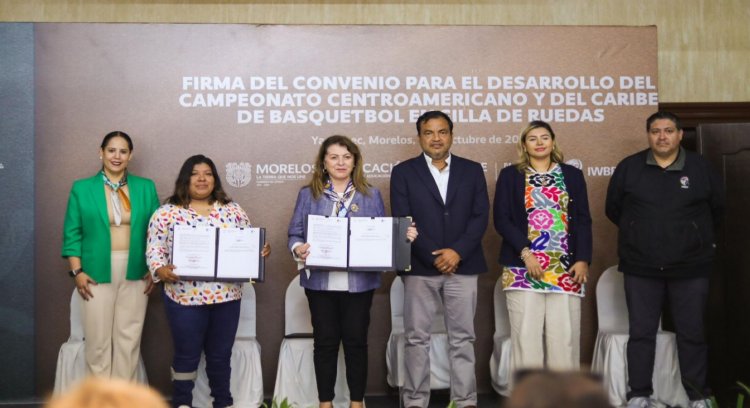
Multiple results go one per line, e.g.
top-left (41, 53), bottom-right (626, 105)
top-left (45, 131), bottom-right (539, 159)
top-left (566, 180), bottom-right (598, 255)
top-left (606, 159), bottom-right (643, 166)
top-left (493, 279), bottom-right (511, 338)
top-left (389, 276), bottom-right (406, 333)
top-left (596, 265), bottom-right (629, 333)
top-left (236, 283), bottom-right (257, 338)
top-left (389, 276), bottom-right (446, 334)
top-left (284, 275), bottom-right (314, 336)
top-left (69, 289), bottom-right (84, 341)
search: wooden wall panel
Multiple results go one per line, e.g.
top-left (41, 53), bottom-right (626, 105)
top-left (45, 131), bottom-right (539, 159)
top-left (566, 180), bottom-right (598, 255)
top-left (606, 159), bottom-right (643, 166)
top-left (660, 102), bottom-right (750, 127)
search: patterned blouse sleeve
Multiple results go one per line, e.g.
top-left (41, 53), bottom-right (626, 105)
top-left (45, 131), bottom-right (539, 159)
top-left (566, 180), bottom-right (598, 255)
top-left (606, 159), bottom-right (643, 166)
top-left (147, 204), bottom-right (174, 279)
top-left (234, 202), bottom-right (252, 228)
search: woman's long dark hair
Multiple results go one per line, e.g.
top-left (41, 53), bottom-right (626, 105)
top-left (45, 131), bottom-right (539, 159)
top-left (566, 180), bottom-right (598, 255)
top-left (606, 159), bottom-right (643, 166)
top-left (166, 154), bottom-right (231, 207)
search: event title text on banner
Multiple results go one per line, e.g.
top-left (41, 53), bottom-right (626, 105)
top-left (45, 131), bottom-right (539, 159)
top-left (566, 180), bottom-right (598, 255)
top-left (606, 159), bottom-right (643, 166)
top-left (179, 75), bottom-right (657, 126)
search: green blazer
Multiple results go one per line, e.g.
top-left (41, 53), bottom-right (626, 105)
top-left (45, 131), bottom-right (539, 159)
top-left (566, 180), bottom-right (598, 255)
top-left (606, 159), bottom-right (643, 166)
top-left (62, 173), bottom-right (160, 283)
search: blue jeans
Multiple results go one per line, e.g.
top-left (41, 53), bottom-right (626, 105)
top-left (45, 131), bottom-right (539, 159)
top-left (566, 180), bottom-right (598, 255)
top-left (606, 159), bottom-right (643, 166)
top-left (163, 292), bottom-right (241, 408)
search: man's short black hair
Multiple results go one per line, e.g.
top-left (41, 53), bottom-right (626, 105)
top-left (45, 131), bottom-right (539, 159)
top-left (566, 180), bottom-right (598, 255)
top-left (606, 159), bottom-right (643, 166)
top-left (416, 110), bottom-right (453, 134)
top-left (646, 111), bottom-right (681, 132)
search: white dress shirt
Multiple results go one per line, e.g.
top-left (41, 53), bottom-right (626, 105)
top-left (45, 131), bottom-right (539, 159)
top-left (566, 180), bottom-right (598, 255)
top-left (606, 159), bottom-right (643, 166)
top-left (423, 152), bottom-right (451, 203)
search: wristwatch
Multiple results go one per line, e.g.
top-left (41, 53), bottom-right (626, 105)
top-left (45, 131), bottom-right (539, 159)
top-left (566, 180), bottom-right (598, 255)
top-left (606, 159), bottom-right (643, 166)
top-left (68, 268), bottom-right (83, 278)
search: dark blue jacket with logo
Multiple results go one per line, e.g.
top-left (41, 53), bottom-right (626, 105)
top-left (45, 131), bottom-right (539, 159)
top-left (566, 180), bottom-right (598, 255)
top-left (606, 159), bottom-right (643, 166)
top-left (605, 148), bottom-right (725, 278)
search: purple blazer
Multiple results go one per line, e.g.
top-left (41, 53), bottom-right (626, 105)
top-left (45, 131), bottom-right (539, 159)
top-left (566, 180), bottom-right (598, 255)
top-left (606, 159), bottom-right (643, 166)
top-left (287, 185), bottom-right (386, 292)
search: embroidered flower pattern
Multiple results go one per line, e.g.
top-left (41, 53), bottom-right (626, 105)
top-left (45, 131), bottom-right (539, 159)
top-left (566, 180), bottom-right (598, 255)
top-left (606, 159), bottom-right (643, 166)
top-left (503, 268), bottom-right (531, 289)
top-left (532, 251), bottom-right (551, 270)
top-left (502, 165), bottom-right (583, 297)
top-left (529, 173), bottom-right (556, 188)
top-left (541, 186), bottom-right (563, 202)
top-left (557, 273), bottom-right (582, 293)
top-left (529, 209), bottom-right (554, 230)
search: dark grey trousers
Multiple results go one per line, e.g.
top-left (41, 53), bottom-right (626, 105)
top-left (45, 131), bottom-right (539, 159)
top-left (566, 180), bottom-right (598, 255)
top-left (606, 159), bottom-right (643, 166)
top-left (624, 273), bottom-right (710, 400)
top-left (402, 274), bottom-right (478, 408)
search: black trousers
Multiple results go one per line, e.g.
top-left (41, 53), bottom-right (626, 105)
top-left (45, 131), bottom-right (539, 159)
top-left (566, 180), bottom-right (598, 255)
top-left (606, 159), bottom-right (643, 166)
top-left (305, 288), bottom-right (375, 402)
top-left (624, 273), bottom-right (710, 400)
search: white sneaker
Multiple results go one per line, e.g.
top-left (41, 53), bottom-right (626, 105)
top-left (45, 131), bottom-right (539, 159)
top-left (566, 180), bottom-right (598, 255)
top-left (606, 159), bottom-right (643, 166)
top-left (626, 397), bottom-right (653, 408)
top-left (688, 399), bottom-right (712, 408)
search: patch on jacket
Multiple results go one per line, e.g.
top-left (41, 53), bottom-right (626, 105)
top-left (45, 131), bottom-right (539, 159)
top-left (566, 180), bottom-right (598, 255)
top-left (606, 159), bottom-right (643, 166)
top-left (680, 176), bottom-right (690, 189)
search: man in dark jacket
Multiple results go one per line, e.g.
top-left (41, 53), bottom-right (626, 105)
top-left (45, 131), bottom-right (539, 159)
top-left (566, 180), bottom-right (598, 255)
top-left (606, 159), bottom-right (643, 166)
top-left (605, 111), bottom-right (724, 408)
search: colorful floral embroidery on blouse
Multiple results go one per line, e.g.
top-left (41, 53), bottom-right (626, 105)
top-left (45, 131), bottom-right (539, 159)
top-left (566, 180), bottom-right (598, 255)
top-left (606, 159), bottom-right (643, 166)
top-left (147, 202), bottom-right (251, 305)
top-left (502, 165), bottom-right (583, 296)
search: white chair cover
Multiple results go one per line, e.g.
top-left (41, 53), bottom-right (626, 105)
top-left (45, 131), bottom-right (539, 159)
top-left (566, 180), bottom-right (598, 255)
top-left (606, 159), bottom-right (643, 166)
top-left (193, 283), bottom-right (264, 408)
top-left (273, 275), bottom-right (350, 408)
top-left (591, 265), bottom-right (689, 407)
top-left (385, 276), bottom-right (451, 390)
top-left (53, 289), bottom-right (148, 394)
top-left (489, 278), bottom-right (512, 397)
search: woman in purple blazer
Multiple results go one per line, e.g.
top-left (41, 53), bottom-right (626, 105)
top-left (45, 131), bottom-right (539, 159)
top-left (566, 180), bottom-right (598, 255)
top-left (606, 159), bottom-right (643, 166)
top-left (287, 135), bottom-right (417, 408)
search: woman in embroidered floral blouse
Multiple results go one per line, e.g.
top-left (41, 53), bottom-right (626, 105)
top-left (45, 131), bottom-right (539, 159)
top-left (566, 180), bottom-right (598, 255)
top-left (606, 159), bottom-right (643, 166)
top-left (147, 154), bottom-right (270, 408)
top-left (493, 121), bottom-right (592, 380)
top-left (62, 131), bottom-right (159, 380)
top-left (288, 135), bottom-right (417, 408)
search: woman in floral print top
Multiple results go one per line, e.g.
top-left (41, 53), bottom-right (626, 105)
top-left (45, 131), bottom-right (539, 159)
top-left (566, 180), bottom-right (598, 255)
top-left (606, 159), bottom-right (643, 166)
top-left (493, 121), bottom-right (592, 384)
top-left (147, 154), bottom-right (270, 408)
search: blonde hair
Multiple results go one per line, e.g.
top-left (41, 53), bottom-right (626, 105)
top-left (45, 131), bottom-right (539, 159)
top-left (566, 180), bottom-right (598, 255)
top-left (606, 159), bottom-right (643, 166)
top-left (46, 377), bottom-right (168, 408)
top-left (514, 120), bottom-right (565, 172)
top-left (309, 135), bottom-right (371, 199)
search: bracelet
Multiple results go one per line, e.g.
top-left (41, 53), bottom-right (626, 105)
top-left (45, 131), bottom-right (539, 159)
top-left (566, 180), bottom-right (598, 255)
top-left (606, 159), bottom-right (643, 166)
top-left (520, 248), bottom-right (531, 261)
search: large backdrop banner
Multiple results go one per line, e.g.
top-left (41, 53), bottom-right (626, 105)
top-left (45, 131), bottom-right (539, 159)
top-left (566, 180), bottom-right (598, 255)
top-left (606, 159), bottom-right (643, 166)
top-left (34, 24), bottom-right (657, 395)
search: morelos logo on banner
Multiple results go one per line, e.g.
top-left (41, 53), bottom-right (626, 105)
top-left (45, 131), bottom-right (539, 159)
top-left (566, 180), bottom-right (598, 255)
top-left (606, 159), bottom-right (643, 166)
top-left (225, 162), bottom-right (252, 188)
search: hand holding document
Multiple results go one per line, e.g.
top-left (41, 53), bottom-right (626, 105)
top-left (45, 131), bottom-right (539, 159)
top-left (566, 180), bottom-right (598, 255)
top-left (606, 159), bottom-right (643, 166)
top-left (349, 217), bottom-right (393, 268)
top-left (304, 215), bottom-right (349, 269)
top-left (304, 215), bottom-right (412, 271)
top-left (172, 225), bottom-right (266, 281)
top-left (172, 225), bottom-right (216, 280)
top-left (216, 228), bottom-right (263, 280)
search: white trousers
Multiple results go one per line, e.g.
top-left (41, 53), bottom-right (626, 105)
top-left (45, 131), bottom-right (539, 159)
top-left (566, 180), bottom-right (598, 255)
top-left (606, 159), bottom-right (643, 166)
top-left (505, 290), bottom-right (581, 385)
top-left (81, 251), bottom-right (148, 380)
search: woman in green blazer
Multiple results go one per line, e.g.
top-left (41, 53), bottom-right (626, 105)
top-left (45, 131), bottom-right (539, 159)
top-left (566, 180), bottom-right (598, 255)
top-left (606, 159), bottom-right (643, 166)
top-left (62, 131), bottom-right (160, 380)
